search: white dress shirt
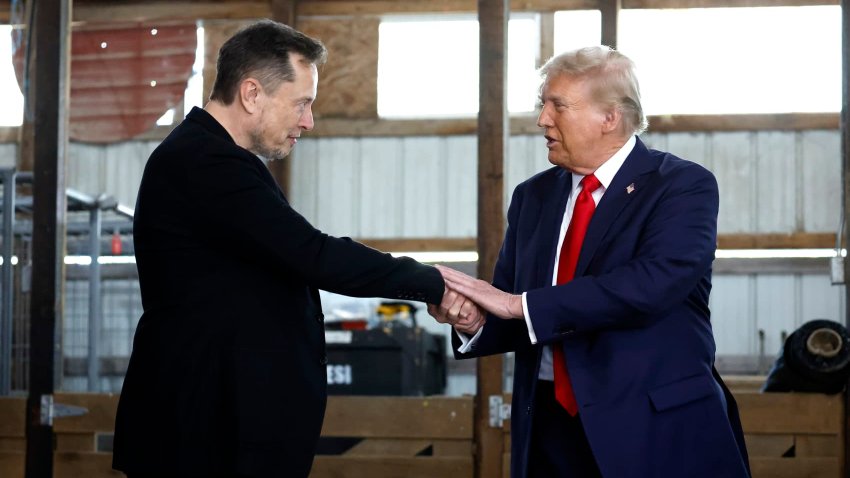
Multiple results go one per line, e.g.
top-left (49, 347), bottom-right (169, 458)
top-left (456, 136), bottom-right (636, 382)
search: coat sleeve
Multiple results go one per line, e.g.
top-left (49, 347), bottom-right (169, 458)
top-left (184, 151), bottom-right (444, 304)
top-left (525, 163), bottom-right (719, 343)
top-left (453, 183), bottom-right (534, 359)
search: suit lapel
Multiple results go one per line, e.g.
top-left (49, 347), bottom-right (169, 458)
top-left (575, 138), bottom-right (659, 277)
top-left (536, 168), bottom-right (573, 288)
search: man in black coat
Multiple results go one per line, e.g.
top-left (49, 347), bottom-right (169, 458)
top-left (112, 20), bottom-right (473, 478)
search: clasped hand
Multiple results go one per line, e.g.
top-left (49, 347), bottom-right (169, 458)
top-left (427, 265), bottom-right (524, 335)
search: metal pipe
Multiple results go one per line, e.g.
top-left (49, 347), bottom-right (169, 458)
top-left (87, 207), bottom-right (102, 392)
top-left (1, 169), bottom-right (14, 395)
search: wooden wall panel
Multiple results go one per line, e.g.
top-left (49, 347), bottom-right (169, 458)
top-left (202, 20), bottom-right (253, 105)
top-left (299, 17), bottom-right (379, 119)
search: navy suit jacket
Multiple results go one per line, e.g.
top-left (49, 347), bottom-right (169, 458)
top-left (454, 138), bottom-right (750, 478)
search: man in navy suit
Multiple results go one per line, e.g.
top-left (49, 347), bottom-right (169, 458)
top-left (433, 46), bottom-right (750, 477)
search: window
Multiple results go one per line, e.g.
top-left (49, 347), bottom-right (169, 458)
top-left (378, 15), bottom-right (539, 118)
top-left (0, 25), bottom-right (24, 126)
top-left (608, 6), bottom-right (839, 115)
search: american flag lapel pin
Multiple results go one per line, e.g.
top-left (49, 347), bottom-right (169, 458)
top-left (626, 183), bottom-right (635, 194)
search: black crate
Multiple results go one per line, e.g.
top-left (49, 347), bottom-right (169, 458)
top-left (325, 327), bottom-right (446, 396)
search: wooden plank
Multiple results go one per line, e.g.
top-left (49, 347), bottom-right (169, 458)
top-left (744, 434), bottom-right (795, 457)
top-left (345, 438), bottom-right (431, 456)
top-left (736, 392), bottom-right (843, 435)
top-left (353, 232), bottom-right (835, 253)
top-left (321, 396), bottom-right (473, 439)
top-left (54, 452), bottom-right (123, 478)
top-left (296, 0), bottom-right (595, 16)
top-left (26, 0), bottom-right (70, 475)
top-left (432, 439), bottom-right (474, 457)
top-left (477, 4), bottom-right (509, 478)
top-left (0, 397), bottom-right (25, 437)
top-left (52, 393), bottom-right (119, 433)
top-left (358, 238), bottom-right (476, 252)
top-left (0, 452), bottom-right (24, 478)
top-left (717, 232), bottom-right (835, 249)
top-left (55, 433), bottom-right (96, 452)
top-left (625, 0), bottom-right (837, 7)
top-left (310, 456), bottom-right (473, 478)
top-left (724, 375), bottom-right (765, 393)
top-left (749, 457), bottom-right (840, 478)
top-left (600, 0), bottom-right (621, 48)
top-left (300, 17), bottom-right (378, 119)
top-left (72, 2), bottom-right (271, 23)
top-left (796, 435), bottom-right (840, 457)
top-left (0, 437), bottom-right (25, 452)
top-left (0, 0), bottom-right (837, 23)
top-left (0, 113), bottom-right (841, 145)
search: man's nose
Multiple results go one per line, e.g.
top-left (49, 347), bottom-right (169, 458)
top-left (300, 105), bottom-right (314, 131)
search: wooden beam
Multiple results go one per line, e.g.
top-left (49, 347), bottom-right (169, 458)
top-left (0, 112), bottom-right (840, 144)
top-left (25, 0), bottom-right (70, 476)
top-left (359, 238), bottom-right (477, 252)
top-left (305, 113), bottom-right (840, 138)
top-left (717, 232), bottom-right (836, 249)
top-left (841, 0), bottom-right (850, 476)
top-left (355, 233), bottom-right (837, 253)
top-left (476, 1), bottom-right (508, 477)
top-left (538, 12), bottom-right (554, 68)
top-left (267, 1), bottom-right (297, 196)
top-left (624, 0), bottom-right (837, 7)
top-left (0, 0), bottom-right (840, 23)
top-left (600, 0), bottom-right (621, 48)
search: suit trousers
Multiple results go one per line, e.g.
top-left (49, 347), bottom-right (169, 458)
top-left (528, 380), bottom-right (603, 478)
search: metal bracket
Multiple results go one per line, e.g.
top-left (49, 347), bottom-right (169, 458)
top-left (39, 394), bottom-right (89, 426)
top-left (488, 395), bottom-right (511, 428)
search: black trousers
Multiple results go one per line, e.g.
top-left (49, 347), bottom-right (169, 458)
top-left (528, 380), bottom-right (603, 478)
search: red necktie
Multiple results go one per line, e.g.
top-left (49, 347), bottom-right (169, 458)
top-left (553, 174), bottom-right (602, 415)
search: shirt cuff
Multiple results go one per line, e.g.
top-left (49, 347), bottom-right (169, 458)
top-left (455, 326), bottom-right (484, 354)
top-left (522, 292), bottom-right (538, 344)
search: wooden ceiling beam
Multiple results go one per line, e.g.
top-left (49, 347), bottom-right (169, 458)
top-left (1, 0), bottom-right (836, 24)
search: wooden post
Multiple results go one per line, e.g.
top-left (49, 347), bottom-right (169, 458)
top-left (268, 0), bottom-right (297, 197)
top-left (24, 0), bottom-right (70, 476)
top-left (841, 1), bottom-right (849, 476)
top-left (476, 1), bottom-right (508, 477)
top-left (600, 0), bottom-right (621, 49)
top-left (538, 12), bottom-right (554, 68)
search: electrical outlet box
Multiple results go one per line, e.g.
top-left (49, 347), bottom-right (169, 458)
top-left (830, 256), bottom-right (845, 285)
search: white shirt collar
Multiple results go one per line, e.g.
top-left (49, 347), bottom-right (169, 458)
top-left (570, 135), bottom-right (637, 193)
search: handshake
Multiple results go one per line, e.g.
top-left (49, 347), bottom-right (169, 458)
top-left (426, 265), bottom-right (524, 335)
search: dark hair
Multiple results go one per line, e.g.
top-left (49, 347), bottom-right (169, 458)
top-left (209, 20), bottom-right (327, 105)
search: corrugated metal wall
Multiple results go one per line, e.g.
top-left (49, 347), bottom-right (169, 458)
top-left (0, 129), bottom-right (844, 389)
top-left (291, 131), bottom-right (841, 238)
top-left (290, 130), bottom-right (846, 365)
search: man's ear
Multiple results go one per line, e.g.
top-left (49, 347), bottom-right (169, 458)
top-left (601, 106), bottom-right (622, 134)
top-left (239, 78), bottom-right (262, 114)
